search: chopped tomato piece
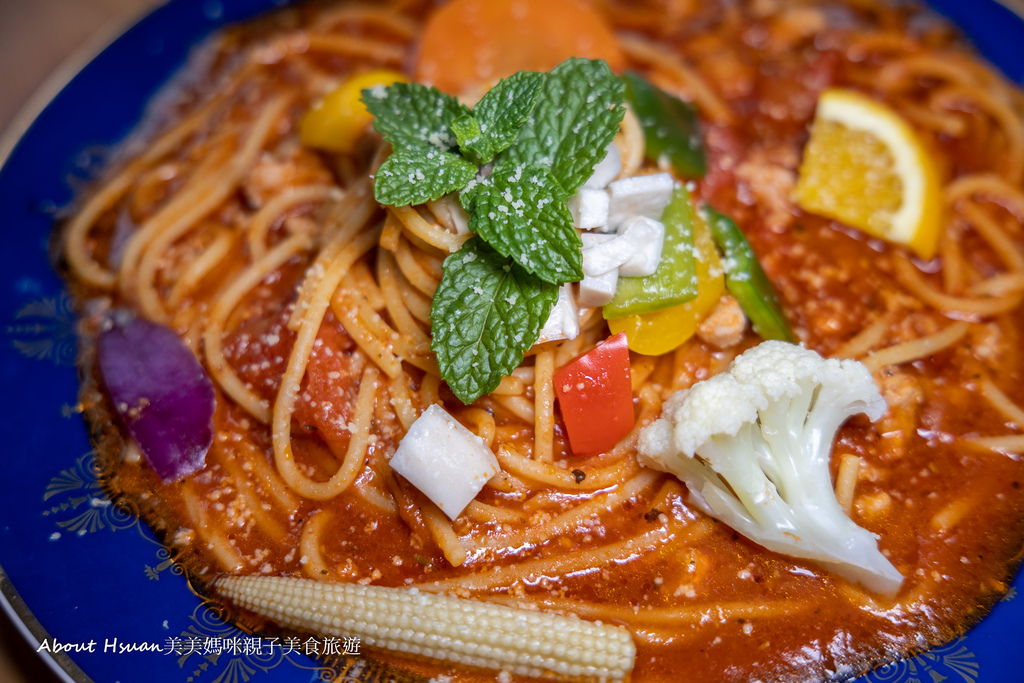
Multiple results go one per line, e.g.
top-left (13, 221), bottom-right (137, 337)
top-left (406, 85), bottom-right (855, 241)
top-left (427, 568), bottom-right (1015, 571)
top-left (293, 318), bottom-right (358, 448)
top-left (553, 332), bottom-right (634, 456)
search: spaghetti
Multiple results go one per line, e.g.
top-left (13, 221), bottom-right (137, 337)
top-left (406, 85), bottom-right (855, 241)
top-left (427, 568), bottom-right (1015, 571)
top-left (61, 1), bottom-right (1024, 682)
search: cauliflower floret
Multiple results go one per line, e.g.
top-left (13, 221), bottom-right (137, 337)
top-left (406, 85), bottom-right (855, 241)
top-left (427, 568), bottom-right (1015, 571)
top-left (638, 340), bottom-right (903, 596)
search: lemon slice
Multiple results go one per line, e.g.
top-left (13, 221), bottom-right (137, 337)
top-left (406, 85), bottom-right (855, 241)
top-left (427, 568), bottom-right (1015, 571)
top-left (794, 88), bottom-right (942, 259)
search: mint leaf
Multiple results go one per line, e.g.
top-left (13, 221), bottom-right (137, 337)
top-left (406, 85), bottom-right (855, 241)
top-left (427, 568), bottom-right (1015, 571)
top-left (361, 82), bottom-right (471, 153)
top-left (502, 58), bottom-right (626, 194)
top-left (451, 114), bottom-right (487, 165)
top-left (466, 163), bottom-right (583, 285)
top-left (471, 71), bottom-right (546, 158)
top-left (431, 238), bottom-right (559, 404)
top-left (452, 72), bottom-right (545, 166)
top-left (374, 150), bottom-right (478, 206)
top-left (458, 175), bottom-right (483, 211)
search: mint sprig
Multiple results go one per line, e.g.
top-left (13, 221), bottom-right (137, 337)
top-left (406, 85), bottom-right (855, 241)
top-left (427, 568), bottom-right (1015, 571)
top-left (361, 59), bottom-right (625, 404)
top-left (458, 71), bottom-right (546, 164)
top-left (431, 238), bottom-right (559, 402)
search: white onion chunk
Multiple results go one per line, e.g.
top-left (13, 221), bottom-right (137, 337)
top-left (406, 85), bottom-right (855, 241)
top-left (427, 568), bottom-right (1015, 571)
top-left (390, 405), bottom-right (499, 520)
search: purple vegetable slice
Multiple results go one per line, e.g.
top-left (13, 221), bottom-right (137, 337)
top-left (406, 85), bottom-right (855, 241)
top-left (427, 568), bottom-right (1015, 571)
top-left (97, 311), bottom-right (215, 482)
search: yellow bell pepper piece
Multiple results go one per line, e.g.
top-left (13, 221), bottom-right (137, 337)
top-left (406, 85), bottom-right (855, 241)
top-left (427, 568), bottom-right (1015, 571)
top-left (300, 69), bottom-right (407, 153)
top-left (608, 212), bottom-right (724, 356)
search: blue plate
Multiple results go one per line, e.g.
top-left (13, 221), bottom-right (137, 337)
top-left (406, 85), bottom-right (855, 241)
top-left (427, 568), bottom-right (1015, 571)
top-left (0, 1), bottom-right (1022, 681)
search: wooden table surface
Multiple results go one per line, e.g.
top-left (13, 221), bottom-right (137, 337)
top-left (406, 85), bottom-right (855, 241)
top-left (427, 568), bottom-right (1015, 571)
top-left (0, 4), bottom-right (161, 682)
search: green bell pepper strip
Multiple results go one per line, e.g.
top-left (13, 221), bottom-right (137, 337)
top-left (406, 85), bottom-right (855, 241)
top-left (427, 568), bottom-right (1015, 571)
top-left (622, 72), bottom-right (706, 180)
top-left (603, 187), bottom-right (698, 319)
top-left (703, 206), bottom-right (794, 342)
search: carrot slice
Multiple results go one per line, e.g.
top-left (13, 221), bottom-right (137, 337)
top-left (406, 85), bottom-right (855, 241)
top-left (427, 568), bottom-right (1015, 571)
top-left (414, 0), bottom-right (624, 95)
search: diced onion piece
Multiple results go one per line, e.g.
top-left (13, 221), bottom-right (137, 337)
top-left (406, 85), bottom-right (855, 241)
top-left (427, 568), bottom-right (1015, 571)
top-left (97, 311), bottom-right (215, 482)
top-left (580, 233), bottom-right (621, 306)
top-left (583, 142), bottom-right (622, 189)
top-left (606, 172), bottom-right (673, 230)
top-left (536, 285), bottom-right (580, 345)
top-left (568, 188), bottom-right (611, 231)
top-left (617, 216), bottom-right (665, 277)
top-left (580, 270), bottom-right (619, 307)
top-left (582, 232), bottom-right (637, 278)
top-left (390, 405), bottom-right (499, 519)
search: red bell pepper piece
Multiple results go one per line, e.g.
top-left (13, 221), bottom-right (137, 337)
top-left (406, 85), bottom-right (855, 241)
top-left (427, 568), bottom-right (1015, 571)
top-left (553, 332), bottom-right (634, 455)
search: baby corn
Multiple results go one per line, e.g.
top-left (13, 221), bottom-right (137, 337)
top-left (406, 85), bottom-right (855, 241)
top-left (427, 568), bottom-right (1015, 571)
top-left (214, 575), bottom-right (636, 681)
